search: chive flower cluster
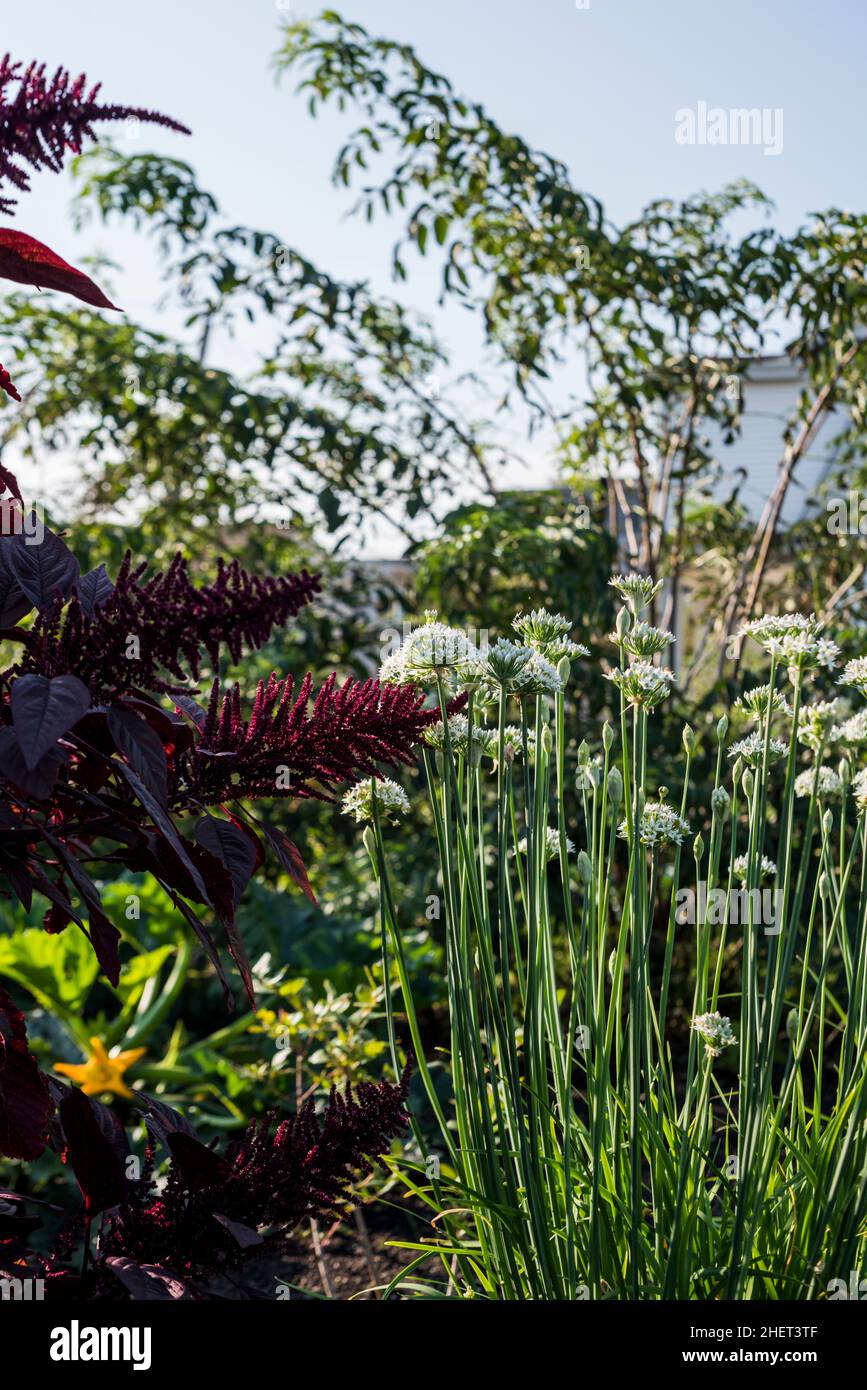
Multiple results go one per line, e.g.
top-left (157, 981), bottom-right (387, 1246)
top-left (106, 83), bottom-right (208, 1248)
top-left (692, 1012), bottom-right (737, 1059)
top-left (621, 800), bottom-right (690, 848)
top-left (606, 572), bottom-right (675, 711)
top-left (794, 766), bottom-right (843, 800)
top-left (727, 731), bottom-right (789, 768)
top-left (341, 777), bottom-right (411, 824)
top-left (739, 613), bottom-right (839, 674)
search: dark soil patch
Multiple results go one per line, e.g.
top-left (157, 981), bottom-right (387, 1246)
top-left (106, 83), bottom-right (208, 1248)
top-left (268, 1198), bottom-right (441, 1301)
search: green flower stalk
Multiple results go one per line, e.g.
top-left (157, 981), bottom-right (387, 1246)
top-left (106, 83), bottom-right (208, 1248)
top-left (346, 602), bottom-right (867, 1302)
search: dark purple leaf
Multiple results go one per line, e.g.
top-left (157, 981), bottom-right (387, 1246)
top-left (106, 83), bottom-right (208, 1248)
top-left (0, 536), bottom-right (32, 625)
top-left (51, 1081), bottom-right (130, 1165)
top-left (0, 726), bottom-right (68, 798)
top-left (166, 891), bottom-right (234, 1010)
top-left (125, 695), bottom-right (195, 754)
top-left (182, 842), bottom-right (239, 921)
top-left (166, 1130), bottom-right (230, 1190)
top-left (87, 909), bottom-right (122, 987)
top-left (44, 903), bottom-right (73, 934)
top-left (0, 1204), bottom-right (41, 1238)
top-left (138, 1093), bottom-right (197, 1149)
top-left (11, 673), bottom-right (91, 769)
top-left (222, 811), bottom-right (264, 871)
top-left (0, 230), bottom-right (119, 309)
top-left (27, 869), bottom-right (85, 929)
top-left (40, 830), bottom-right (121, 986)
top-left (3, 863), bottom-right (32, 912)
top-left (58, 1088), bottom-right (127, 1217)
top-left (0, 986), bottom-right (52, 1160)
top-left (212, 1212), bottom-right (263, 1249)
top-left (6, 521), bottom-right (79, 607)
top-left (105, 1257), bottom-right (190, 1301)
top-left (189, 825), bottom-right (256, 1003)
top-left (0, 462), bottom-right (23, 504)
top-left (172, 694), bottom-right (206, 730)
top-left (223, 913), bottom-right (255, 1009)
top-left (194, 815), bottom-right (256, 907)
top-left (0, 1189), bottom-right (61, 1212)
top-left (120, 829), bottom-right (237, 1008)
top-left (0, 1184), bottom-right (60, 1239)
top-left (116, 762), bottom-right (210, 905)
top-left (108, 705), bottom-right (168, 807)
top-left (84, 1092), bottom-right (130, 1165)
top-left (260, 821), bottom-right (319, 906)
top-left (76, 562), bottom-right (113, 617)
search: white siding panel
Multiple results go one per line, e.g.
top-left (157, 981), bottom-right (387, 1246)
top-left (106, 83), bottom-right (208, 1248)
top-left (702, 374), bottom-right (841, 526)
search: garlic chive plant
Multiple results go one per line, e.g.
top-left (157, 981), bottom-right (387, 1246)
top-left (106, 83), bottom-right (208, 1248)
top-left (351, 590), bottom-right (867, 1300)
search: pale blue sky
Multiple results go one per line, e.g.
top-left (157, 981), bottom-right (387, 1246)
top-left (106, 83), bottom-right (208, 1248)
top-left (7, 0), bottom-right (866, 551)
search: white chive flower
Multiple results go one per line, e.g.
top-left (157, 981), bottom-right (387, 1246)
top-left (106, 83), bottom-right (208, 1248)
top-left (726, 731), bottom-right (788, 768)
top-left (619, 801), bottom-right (689, 847)
top-left (512, 827), bottom-right (574, 861)
top-left (832, 708), bottom-right (867, 747)
top-left (620, 620), bottom-right (675, 659)
top-left (512, 651), bottom-right (564, 696)
top-left (511, 608), bottom-right (584, 660)
top-left (480, 638), bottom-right (534, 688)
top-left (732, 854), bottom-right (776, 882)
top-left (734, 684), bottom-right (793, 723)
top-left (839, 656), bottom-right (867, 697)
top-left (609, 573), bottom-right (664, 613)
top-left (379, 613), bottom-right (477, 690)
top-left (739, 613), bottom-right (820, 646)
top-left (341, 778), bottom-right (411, 824)
top-left (794, 766), bottom-right (843, 800)
top-left (852, 769), bottom-right (867, 813)
top-left (692, 1012), bottom-right (737, 1058)
top-left (494, 726), bottom-right (537, 762)
top-left (797, 700), bottom-right (843, 750)
top-left (511, 609), bottom-right (590, 662)
top-left (739, 614), bottom-right (838, 675)
top-left (606, 660), bottom-right (675, 709)
top-left (422, 714), bottom-right (495, 758)
top-left (773, 632), bottom-right (839, 673)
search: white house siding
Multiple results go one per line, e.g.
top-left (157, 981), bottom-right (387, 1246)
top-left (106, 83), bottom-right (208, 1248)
top-left (702, 356), bottom-right (841, 527)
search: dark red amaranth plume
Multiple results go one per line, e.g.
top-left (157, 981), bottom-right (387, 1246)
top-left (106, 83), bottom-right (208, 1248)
top-left (21, 552), bottom-right (320, 699)
top-left (0, 56), bottom-right (190, 214)
top-left (101, 1066), bottom-right (411, 1280)
top-left (182, 671), bottom-right (466, 803)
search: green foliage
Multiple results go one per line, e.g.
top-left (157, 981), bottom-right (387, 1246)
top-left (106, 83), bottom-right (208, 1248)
top-left (411, 489), bottom-right (615, 645)
top-left (12, 142), bottom-right (503, 548)
top-left (254, 971), bottom-right (391, 1088)
top-left (0, 926), bottom-right (100, 1020)
top-left (277, 11), bottom-right (867, 661)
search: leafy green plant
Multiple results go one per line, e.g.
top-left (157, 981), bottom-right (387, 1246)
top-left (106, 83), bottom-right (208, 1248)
top-left (254, 972), bottom-right (390, 1087)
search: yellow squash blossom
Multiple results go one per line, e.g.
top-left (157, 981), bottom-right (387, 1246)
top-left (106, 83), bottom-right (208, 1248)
top-left (54, 1037), bottom-right (146, 1099)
